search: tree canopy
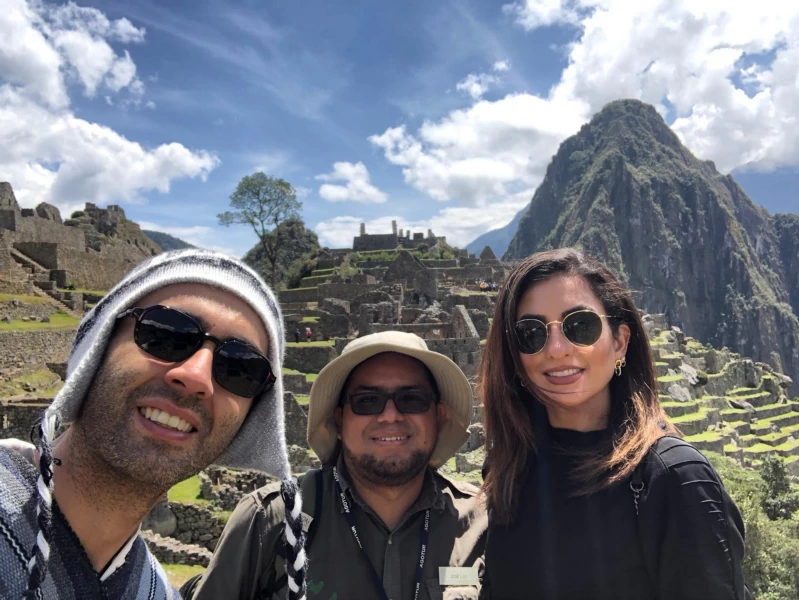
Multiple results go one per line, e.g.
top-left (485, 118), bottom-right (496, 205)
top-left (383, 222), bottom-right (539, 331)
top-left (218, 172), bottom-right (302, 288)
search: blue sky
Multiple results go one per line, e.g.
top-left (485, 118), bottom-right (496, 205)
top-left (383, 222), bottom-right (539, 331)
top-left (1, 0), bottom-right (798, 256)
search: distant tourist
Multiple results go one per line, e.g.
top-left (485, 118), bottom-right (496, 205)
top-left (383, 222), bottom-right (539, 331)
top-left (0, 250), bottom-right (306, 600)
top-left (478, 248), bottom-right (750, 599)
top-left (294, 328), bottom-right (301, 343)
top-left (305, 326), bottom-right (312, 342)
top-left (187, 331), bottom-right (487, 599)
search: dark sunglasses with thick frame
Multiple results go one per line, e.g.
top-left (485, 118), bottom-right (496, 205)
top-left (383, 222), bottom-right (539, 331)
top-left (117, 305), bottom-right (276, 399)
top-left (514, 309), bottom-right (613, 355)
top-left (342, 389), bottom-right (437, 416)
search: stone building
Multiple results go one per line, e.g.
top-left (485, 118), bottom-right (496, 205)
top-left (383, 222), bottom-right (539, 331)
top-left (0, 183), bottom-right (160, 292)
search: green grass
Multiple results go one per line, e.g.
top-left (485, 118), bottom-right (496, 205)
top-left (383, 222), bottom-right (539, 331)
top-left (168, 475), bottom-right (210, 505)
top-left (295, 394), bottom-right (310, 406)
top-left (725, 391), bottom-right (770, 401)
top-left (57, 287), bottom-right (108, 296)
top-left (0, 293), bottom-right (52, 304)
top-left (162, 563), bottom-right (205, 588)
top-left (0, 368), bottom-right (63, 398)
top-left (685, 431), bottom-right (725, 442)
top-left (285, 340), bottom-right (335, 347)
top-left (657, 374), bottom-right (684, 383)
top-left (281, 367), bottom-right (302, 375)
top-left (301, 316), bottom-right (319, 323)
top-left (306, 373), bottom-right (318, 383)
top-left (0, 312), bottom-right (79, 331)
top-left (670, 407), bottom-right (712, 424)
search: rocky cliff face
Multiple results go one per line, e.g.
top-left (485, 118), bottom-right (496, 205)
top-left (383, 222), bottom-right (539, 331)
top-left (504, 99), bottom-right (799, 392)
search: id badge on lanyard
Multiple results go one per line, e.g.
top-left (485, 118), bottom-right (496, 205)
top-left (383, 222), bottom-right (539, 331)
top-left (333, 467), bottom-right (430, 600)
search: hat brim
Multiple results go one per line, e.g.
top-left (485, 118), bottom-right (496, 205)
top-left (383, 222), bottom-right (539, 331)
top-left (307, 342), bottom-right (473, 468)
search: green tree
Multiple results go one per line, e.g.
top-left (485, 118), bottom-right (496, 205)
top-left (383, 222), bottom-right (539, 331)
top-left (760, 455), bottom-right (799, 521)
top-left (241, 218), bottom-right (320, 289)
top-left (218, 173), bottom-right (301, 288)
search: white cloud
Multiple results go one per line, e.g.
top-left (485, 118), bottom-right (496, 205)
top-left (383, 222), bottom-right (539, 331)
top-left (314, 188), bottom-right (532, 249)
top-left (455, 60), bottom-right (511, 100)
top-left (294, 186), bottom-right (312, 199)
top-left (503, 0), bottom-right (582, 30)
top-left (456, 72), bottom-right (499, 100)
top-left (0, 1), bottom-right (219, 214)
top-left (369, 0), bottom-right (799, 237)
top-left (492, 60), bottom-right (511, 72)
top-left (3, 0), bottom-right (148, 104)
top-left (507, 0), bottom-right (799, 173)
top-left (369, 95), bottom-right (587, 205)
top-left (0, 0), bottom-right (67, 108)
top-left (315, 162), bottom-right (388, 204)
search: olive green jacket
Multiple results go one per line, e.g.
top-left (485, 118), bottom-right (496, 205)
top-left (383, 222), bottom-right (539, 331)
top-left (192, 458), bottom-right (487, 600)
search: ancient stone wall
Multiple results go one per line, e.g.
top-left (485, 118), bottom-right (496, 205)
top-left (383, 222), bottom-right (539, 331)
top-left (421, 259), bottom-right (458, 268)
top-left (368, 322), bottom-right (447, 339)
top-left (0, 329), bottom-right (74, 374)
top-left (13, 217), bottom-right (86, 249)
top-left (284, 345), bottom-right (338, 373)
top-left (0, 210), bottom-right (18, 231)
top-left (317, 283), bottom-right (382, 304)
top-left (167, 502), bottom-right (226, 551)
top-left (283, 392), bottom-right (309, 447)
top-left (0, 234), bottom-right (33, 294)
top-left (446, 294), bottom-right (495, 312)
top-left (425, 337), bottom-right (482, 373)
top-left (56, 246), bottom-right (139, 290)
top-left (353, 233), bottom-right (398, 251)
top-left (141, 531), bottom-right (212, 567)
top-left (279, 287), bottom-right (320, 304)
top-left (450, 305), bottom-right (479, 339)
top-left (0, 401), bottom-right (48, 439)
top-left (0, 299), bottom-right (57, 322)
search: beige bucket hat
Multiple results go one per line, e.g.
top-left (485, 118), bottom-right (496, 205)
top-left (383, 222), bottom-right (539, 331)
top-left (307, 331), bottom-right (474, 468)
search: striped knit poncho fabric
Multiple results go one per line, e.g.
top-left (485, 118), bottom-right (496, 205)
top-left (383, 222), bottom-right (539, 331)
top-left (15, 250), bottom-right (307, 600)
top-left (0, 447), bottom-right (180, 599)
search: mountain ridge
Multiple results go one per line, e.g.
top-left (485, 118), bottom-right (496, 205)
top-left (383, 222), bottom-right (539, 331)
top-left (504, 99), bottom-right (799, 391)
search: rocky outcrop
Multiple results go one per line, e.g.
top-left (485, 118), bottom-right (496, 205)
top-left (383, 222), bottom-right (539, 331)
top-left (504, 99), bottom-right (799, 392)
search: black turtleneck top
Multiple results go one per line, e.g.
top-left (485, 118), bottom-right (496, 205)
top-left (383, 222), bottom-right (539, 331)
top-left (483, 424), bottom-right (748, 600)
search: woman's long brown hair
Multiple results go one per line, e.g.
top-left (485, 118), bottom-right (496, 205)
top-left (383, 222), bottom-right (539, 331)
top-left (478, 248), bottom-right (677, 524)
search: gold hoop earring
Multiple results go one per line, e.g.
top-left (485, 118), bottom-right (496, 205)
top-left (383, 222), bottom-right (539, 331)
top-left (614, 356), bottom-right (626, 377)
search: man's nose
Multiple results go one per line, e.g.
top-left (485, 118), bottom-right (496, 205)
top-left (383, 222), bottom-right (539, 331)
top-left (377, 398), bottom-right (404, 422)
top-left (164, 342), bottom-right (215, 398)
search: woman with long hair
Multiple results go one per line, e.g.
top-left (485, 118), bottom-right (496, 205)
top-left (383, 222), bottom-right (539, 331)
top-left (479, 248), bottom-right (749, 599)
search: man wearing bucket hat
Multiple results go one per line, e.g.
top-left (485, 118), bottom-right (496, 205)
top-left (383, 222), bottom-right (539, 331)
top-left (0, 250), bottom-right (306, 600)
top-left (191, 331), bottom-right (487, 600)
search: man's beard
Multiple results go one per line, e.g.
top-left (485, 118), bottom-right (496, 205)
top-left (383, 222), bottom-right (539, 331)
top-left (72, 360), bottom-right (240, 491)
top-left (343, 444), bottom-right (432, 487)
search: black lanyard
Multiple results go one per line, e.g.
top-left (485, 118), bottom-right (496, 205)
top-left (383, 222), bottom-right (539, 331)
top-left (333, 467), bottom-right (430, 600)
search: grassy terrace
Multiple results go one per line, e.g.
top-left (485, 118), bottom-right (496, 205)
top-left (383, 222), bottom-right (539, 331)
top-left (0, 312), bottom-right (80, 331)
top-left (57, 288), bottom-right (108, 296)
top-left (163, 564), bottom-right (205, 588)
top-left (0, 368), bottom-right (63, 398)
top-left (0, 293), bottom-right (52, 304)
top-left (657, 373), bottom-right (684, 383)
top-left (168, 475), bottom-right (210, 506)
top-left (285, 340), bottom-right (335, 347)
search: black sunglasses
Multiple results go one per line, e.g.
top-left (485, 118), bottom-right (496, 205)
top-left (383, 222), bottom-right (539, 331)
top-left (343, 389), bottom-right (435, 416)
top-left (514, 309), bottom-right (611, 355)
top-left (117, 305), bottom-right (276, 399)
